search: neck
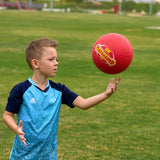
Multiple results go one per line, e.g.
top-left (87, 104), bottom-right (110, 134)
top-left (31, 74), bottom-right (49, 90)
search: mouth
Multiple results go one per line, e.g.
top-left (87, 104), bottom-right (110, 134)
top-left (53, 68), bottom-right (57, 73)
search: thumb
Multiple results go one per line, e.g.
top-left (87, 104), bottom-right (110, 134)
top-left (17, 120), bottom-right (25, 136)
top-left (18, 120), bottom-right (23, 128)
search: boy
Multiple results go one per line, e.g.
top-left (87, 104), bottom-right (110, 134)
top-left (3, 37), bottom-right (121, 159)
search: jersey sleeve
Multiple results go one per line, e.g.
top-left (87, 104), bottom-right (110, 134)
top-left (61, 84), bottom-right (79, 108)
top-left (49, 81), bottom-right (79, 108)
top-left (5, 80), bottom-right (31, 114)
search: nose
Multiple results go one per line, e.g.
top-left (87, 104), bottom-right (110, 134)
top-left (55, 60), bottom-right (58, 65)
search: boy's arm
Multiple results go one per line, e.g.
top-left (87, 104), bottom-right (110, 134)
top-left (72, 77), bottom-right (121, 110)
top-left (3, 111), bottom-right (27, 146)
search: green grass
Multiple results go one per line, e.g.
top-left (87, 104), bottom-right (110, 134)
top-left (0, 10), bottom-right (160, 160)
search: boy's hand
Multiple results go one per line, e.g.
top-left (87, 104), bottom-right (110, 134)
top-left (105, 77), bottom-right (121, 98)
top-left (16, 120), bottom-right (27, 146)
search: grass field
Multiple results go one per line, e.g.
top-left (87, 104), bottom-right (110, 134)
top-left (0, 10), bottom-right (160, 160)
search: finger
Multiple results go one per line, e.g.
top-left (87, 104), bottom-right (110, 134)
top-left (118, 77), bottom-right (121, 82)
top-left (111, 88), bottom-right (114, 93)
top-left (22, 140), bottom-right (27, 146)
top-left (20, 135), bottom-right (26, 141)
top-left (114, 83), bottom-right (118, 91)
top-left (18, 120), bottom-right (23, 128)
top-left (110, 78), bottom-right (114, 84)
top-left (19, 131), bottom-right (25, 136)
top-left (19, 135), bottom-right (27, 146)
top-left (115, 77), bottom-right (117, 84)
top-left (116, 77), bottom-right (121, 84)
top-left (115, 77), bottom-right (121, 90)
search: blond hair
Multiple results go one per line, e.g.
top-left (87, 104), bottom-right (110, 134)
top-left (25, 37), bottom-right (58, 69)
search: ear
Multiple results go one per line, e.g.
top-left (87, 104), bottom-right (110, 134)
top-left (31, 59), bottom-right (39, 69)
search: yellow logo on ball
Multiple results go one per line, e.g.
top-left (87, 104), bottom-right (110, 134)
top-left (95, 44), bottom-right (116, 66)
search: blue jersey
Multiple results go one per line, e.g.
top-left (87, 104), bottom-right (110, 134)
top-left (5, 78), bottom-right (78, 160)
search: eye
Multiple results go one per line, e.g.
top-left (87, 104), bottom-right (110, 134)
top-left (48, 58), bottom-right (58, 62)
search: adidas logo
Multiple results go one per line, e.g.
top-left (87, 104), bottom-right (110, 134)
top-left (29, 98), bottom-right (37, 103)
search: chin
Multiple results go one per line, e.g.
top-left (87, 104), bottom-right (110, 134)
top-left (50, 73), bottom-right (56, 77)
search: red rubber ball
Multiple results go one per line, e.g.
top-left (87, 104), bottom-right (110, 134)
top-left (92, 33), bottom-right (133, 74)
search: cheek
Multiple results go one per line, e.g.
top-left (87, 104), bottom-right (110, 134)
top-left (44, 64), bottom-right (52, 70)
top-left (40, 62), bottom-right (51, 70)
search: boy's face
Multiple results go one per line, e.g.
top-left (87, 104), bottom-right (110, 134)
top-left (37, 47), bottom-right (58, 77)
